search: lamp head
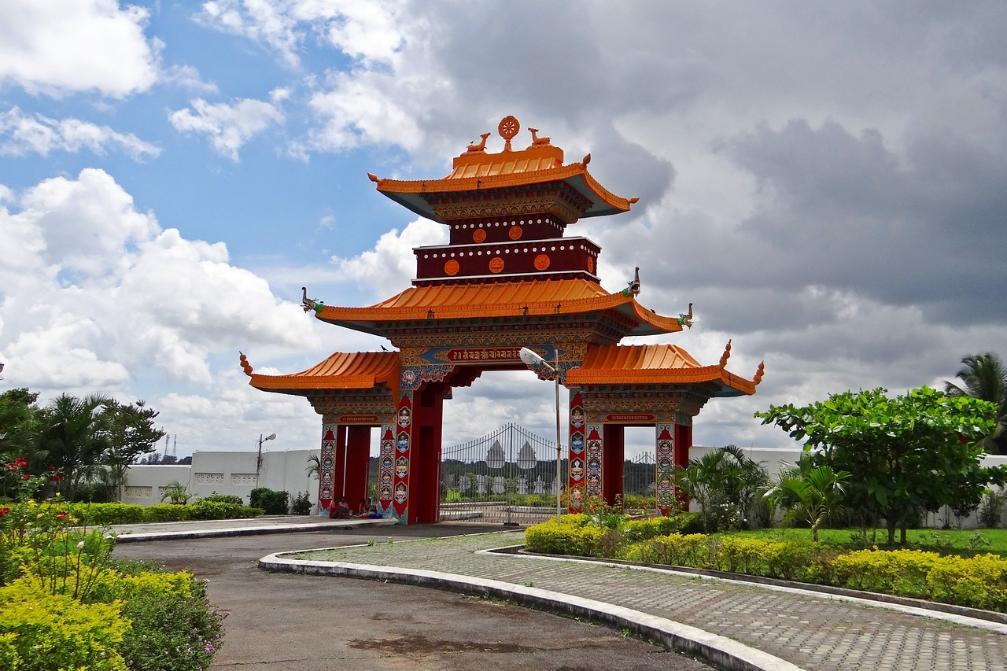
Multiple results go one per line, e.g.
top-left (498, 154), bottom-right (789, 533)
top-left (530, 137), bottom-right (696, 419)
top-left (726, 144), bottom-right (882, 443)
top-left (519, 347), bottom-right (544, 366)
top-left (264, 433), bottom-right (276, 441)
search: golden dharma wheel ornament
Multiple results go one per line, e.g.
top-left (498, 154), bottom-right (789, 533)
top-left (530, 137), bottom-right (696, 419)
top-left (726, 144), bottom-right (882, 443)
top-left (498, 115), bottom-right (520, 151)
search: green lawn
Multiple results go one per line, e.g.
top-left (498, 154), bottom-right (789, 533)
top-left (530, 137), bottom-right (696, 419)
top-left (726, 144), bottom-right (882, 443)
top-left (724, 527), bottom-right (1007, 557)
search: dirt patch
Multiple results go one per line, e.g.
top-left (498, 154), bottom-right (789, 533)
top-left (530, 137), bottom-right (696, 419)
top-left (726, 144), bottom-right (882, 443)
top-left (349, 634), bottom-right (541, 655)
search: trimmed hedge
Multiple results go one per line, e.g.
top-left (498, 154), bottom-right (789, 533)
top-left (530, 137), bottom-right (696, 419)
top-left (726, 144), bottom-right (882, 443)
top-left (525, 518), bottom-right (1007, 611)
top-left (6, 501), bottom-right (264, 526)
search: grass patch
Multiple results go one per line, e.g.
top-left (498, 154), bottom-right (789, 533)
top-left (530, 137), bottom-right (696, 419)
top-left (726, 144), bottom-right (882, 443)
top-left (723, 527), bottom-right (1007, 558)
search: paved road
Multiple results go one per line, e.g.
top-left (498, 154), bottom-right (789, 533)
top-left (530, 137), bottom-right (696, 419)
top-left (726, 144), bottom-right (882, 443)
top-left (114, 525), bottom-right (710, 670)
top-left (297, 531), bottom-right (1007, 671)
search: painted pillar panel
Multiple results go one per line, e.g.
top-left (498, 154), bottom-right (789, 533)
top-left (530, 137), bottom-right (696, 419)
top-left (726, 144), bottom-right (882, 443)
top-left (602, 424), bottom-right (624, 505)
top-left (655, 423), bottom-right (676, 515)
top-left (318, 422), bottom-right (337, 514)
top-left (391, 394), bottom-right (413, 522)
top-left (568, 392), bottom-right (586, 512)
top-left (377, 423), bottom-right (395, 514)
top-left (584, 421), bottom-right (604, 501)
top-left (346, 426), bottom-right (371, 512)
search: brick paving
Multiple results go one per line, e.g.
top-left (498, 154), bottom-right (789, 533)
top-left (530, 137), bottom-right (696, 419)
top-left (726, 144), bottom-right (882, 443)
top-left (293, 531), bottom-right (1007, 671)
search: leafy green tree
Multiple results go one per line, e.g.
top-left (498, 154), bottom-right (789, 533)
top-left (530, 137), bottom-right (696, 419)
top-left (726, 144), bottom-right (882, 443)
top-left (38, 394), bottom-right (110, 500)
top-left (101, 400), bottom-right (166, 501)
top-left (0, 389), bottom-right (42, 472)
top-left (160, 481), bottom-right (190, 505)
top-left (306, 454), bottom-right (321, 481)
top-left (945, 352), bottom-right (1007, 454)
top-left (757, 387), bottom-right (1002, 545)
top-left (764, 459), bottom-right (850, 541)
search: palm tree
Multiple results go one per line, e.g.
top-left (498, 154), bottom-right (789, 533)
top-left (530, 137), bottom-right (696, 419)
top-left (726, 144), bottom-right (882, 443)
top-left (764, 461), bottom-right (850, 542)
top-left (38, 394), bottom-right (109, 499)
top-left (160, 481), bottom-right (190, 505)
top-left (672, 446), bottom-right (768, 531)
top-left (945, 353), bottom-right (1007, 454)
top-left (306, 454), bottom-right (321, 480)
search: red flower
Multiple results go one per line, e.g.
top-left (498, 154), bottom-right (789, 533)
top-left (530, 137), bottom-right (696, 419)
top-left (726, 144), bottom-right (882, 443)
top-left (52, 474), bottom-right (62, 482)
top-left (0, 506), bottom-right (10, 517)
top-left (22, 473), bottom-right (30, 481)
top-left (56, 512), bottom-right (68, 520)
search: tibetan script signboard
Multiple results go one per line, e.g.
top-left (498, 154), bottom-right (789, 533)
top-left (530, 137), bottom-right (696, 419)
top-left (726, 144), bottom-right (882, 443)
top-left (446, 347), bottom-right (522, 363)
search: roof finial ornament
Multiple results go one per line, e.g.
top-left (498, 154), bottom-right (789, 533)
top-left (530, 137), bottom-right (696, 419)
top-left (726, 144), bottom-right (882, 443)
top-left (498, 115), bottom-right (520, 152)
top-left (677, 303), bottom-right (694, 328)
top-left (581, 152), bottom-right (592, 167)
top-left (719, 339), bottom-right (732, 368)
top-left (238, 352), bottom-right (253, 377)
top-left (466, 132), bottom-right (490, 153)
top-left (528, 127), bottom-right (551, 147)
top-left (301, 286), bottom-right (324, 314)
top-left (753, 361), bottom-right (765, 386)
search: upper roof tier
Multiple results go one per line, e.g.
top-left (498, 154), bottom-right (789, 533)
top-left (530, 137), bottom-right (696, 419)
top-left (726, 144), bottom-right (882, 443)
top-left (367, 116), bottom-right (637, 225)
top-left (306, 278), bottom-right (688, 337)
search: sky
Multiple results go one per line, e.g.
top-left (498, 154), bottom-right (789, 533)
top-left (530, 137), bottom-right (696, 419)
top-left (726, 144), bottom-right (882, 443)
top-left (1, 1), bottom-right (1005, 458)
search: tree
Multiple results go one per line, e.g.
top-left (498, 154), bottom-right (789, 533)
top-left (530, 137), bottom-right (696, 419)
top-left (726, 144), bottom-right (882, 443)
top-left (160, 481), bottom-right (190, 504)
top-left (945, 352), bottom-right (1007, 454)
top-left (306, 454), bottom-right (321, 481)
top-left (764, 459), bottom-right (850, 541)
top-left (101, 400), bottom-right (166, 501)
top-left (0, 388), bottom-right (42, 466)
top-left (38, 394), bottom-right (109, 500)
top-left (757, 387), bottom-right (1002, 545)
top-left (672, 446), bottom-right (768, 532)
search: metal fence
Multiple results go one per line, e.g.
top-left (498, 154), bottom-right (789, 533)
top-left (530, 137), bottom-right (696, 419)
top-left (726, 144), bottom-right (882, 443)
top-left (439, 423), bottom-right (565, 524)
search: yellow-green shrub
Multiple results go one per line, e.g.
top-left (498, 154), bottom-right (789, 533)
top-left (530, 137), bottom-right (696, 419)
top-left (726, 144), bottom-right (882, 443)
top-left (0, 577), bottom-right (130, 671)
top-left (88, 568), bottom-right (194, 603)
top-left (832, 549), bottom-right (941, 599)
top-left (622, 533), bottom-right (711, 567)
top-left (525, 517), bottom-right (607, 556)
top-left (926, 554), bottom-right (1007, 610)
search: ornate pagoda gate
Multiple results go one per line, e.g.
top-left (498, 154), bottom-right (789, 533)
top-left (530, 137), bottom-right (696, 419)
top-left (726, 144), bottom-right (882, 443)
top-left (241, 116), bottom-right (763, 524)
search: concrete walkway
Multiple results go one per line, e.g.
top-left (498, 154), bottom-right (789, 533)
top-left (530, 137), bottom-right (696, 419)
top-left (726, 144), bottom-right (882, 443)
top-left (111, 515), bottom-right (394, 542)
top-left (284, 531), bottom-right (1007, 671)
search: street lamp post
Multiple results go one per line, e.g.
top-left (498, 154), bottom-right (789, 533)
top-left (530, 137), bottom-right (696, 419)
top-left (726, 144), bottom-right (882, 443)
top-left (255, 432), bottom-right (276, 488)
top-left (519, 347), bottom-right (563, 521)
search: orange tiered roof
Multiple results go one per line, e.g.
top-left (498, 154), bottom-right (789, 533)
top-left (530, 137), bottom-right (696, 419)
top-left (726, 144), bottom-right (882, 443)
top-left (367, 117), bottom-right (636, 223)
top-left (566, 344), bottom-right (762, 396)
top-left (244, 351), bottom-right (399, 397)
top-left (312, 278), bottom-right (686, 337)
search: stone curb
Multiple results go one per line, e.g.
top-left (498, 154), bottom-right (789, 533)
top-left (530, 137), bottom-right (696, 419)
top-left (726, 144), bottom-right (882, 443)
top-left (258, 551), bottom-right (805, 671)
top-left (113, 518), bottom-right (395, 543)
top-left (486, 546), bottom-right (1007, 635)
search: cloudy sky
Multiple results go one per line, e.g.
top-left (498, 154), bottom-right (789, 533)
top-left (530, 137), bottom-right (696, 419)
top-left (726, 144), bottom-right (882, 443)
top-left (1, 1), bottom-right (1005, 457)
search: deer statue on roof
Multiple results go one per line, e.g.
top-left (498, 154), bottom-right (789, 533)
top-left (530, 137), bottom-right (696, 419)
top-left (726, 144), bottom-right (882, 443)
top-left (466, 132), bottom-right (490, 153)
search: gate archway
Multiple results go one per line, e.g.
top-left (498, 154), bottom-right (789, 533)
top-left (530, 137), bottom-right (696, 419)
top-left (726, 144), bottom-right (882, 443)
top-left (241, 116), bottom-right (765, 524)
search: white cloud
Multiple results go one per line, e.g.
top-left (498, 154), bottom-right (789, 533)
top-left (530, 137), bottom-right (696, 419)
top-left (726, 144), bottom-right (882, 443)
top-left (0, 107), bottom-right (160, 160)
top-left (160, 64), bottom-right (219, 94)
top-left (0, 0), bottom-right (158, 98)
top-left (329, 218), bottom-right (445, 297)
top-left (197, 0), bottom-right (404, 69)
top-left (169, 94), bottom-right (285, 161)
top-left (0, 168), bottom-right (320, 394)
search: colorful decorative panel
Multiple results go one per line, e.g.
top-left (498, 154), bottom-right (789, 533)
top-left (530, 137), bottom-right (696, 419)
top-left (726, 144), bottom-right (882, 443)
top-left (318, 422), bottom-right (336, 513)
top-left (377, 423), bottom-right (395, 514)
top-left (655, 423), bottom-right (675, 515)
top-left (391, 394), bottom-right (413, 521)
top-left (585, 423), bottom-right (603, 498)
top-left (568, 392), bottom-right (586, 511)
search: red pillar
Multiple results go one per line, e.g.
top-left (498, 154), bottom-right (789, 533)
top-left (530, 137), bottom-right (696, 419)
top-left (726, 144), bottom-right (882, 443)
top-left (331, 425), bottom-right (348, 500)
top-left (409, 382), bottom-right (446, 524)
top-left (674, 423), bottom-right (692, 511)
top-left (602, 424), bottom-right (624, 506)
top-left (345, 426), bottom-right (371, 513)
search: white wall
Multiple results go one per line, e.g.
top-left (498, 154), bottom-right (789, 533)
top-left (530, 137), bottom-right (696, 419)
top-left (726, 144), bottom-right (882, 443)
top-left (122, 449), bottom-right (321, 511)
